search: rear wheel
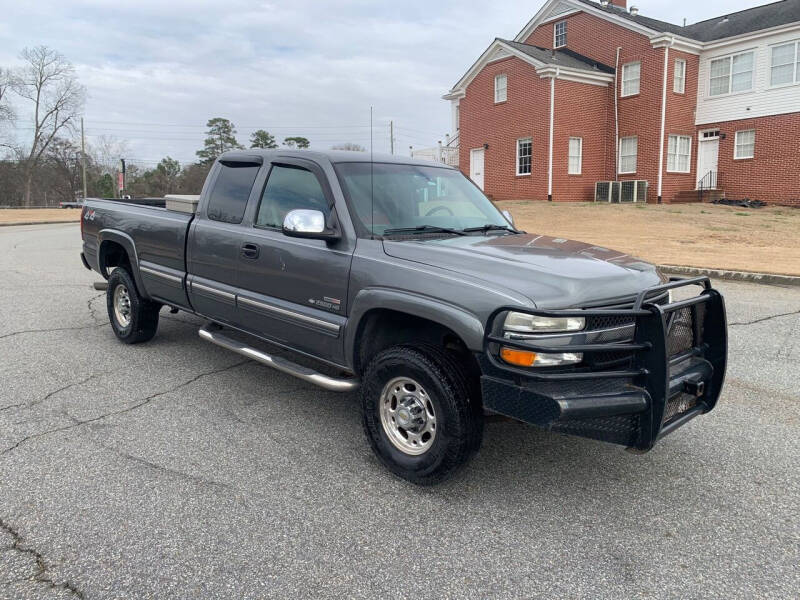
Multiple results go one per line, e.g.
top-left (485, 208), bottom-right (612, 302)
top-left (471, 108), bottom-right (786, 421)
top-left (106, 268), bottom-right (160, 344)
top-left (360, 345), bottom-right (483, 485)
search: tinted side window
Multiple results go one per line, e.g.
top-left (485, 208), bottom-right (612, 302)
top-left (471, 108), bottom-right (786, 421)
top-left (255, 165), bottom-right (329, 229)
top-left (207, 164), bottom-right (260, 224)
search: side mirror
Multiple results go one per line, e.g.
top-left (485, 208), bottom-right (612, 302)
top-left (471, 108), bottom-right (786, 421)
top-left (502, 209), bottom-right (515, 226)
top-left (282, 209), bottom-right (340, 241)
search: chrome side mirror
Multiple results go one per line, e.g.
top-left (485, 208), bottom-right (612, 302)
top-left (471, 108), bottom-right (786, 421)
top-left (282, 209), bottom-right (339, 241)
top-left (502, 209), bottom-right (515, 226)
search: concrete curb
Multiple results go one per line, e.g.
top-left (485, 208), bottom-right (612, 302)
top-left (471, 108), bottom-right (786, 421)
top-left (0, 220), bottom-right (79, 227)
top-left (659, 264), bottom-right (800, 287)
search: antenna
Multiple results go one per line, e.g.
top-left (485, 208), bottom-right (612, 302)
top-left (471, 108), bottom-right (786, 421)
top-left (370, 106), bottom-right (374, 239)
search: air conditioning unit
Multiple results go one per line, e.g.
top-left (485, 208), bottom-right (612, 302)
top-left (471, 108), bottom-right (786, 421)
top-left (596, 180), bottom-right (648, 203)
top-left (619, 180), bottom-right (648, 203)
top-left (595, 181), bottom-right (613, 202)
top-left (595, 181), bottom-right (622, 203)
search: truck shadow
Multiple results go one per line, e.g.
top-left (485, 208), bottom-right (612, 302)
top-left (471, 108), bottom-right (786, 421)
top-left (154, 315), bottom-right (708, 505)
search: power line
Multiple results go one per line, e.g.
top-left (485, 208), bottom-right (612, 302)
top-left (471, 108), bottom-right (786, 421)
top-left (87, 120), bottom-right (390, 129)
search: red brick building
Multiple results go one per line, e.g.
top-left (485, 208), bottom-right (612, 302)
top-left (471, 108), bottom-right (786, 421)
top-left (443, 0), bottom-right (800, 204)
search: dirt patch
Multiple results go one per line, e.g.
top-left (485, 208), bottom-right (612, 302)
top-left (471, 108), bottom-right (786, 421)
top-left (0, 209), bottom-right (82, 225)
top-left (497, 201), bottom-right (800, 276)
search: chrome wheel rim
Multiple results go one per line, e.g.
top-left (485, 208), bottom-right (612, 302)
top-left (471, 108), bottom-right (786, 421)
top-left (379, 377), bottom-right (436, 456)
top-left (113, 284), bottom-right (132, 328)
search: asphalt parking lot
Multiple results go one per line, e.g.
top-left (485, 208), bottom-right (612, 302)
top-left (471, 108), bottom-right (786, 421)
top-left (1, 223), bottom-right (798, 599)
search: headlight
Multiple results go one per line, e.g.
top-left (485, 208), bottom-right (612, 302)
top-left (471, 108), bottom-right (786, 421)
top-left (500, 347), bottom-right (582, 367)
top-left (503, 312), bottom-right (585, 333)
top-left (500, 311), bottom-right (585, 367)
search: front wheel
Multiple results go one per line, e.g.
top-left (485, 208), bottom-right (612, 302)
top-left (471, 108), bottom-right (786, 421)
top-left (360, 345), bottom-right (483, 485)
top-left (106, 267), bottom-right (161, 344)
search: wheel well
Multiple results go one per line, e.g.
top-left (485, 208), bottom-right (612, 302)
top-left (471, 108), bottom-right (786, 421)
top-left (99, 240), bottom-right (131, 278)
top-left (354, 309), bottom-right (481, 385)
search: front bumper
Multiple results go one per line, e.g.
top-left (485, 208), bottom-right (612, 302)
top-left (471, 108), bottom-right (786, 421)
top-left (479, 277), bottom-right (727, 451)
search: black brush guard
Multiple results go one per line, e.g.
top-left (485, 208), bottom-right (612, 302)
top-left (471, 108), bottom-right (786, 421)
top-left (480, 277), bottom-right (727, 451)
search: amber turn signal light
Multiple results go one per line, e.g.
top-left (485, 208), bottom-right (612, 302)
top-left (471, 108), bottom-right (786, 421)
top-left (500, 346), bottom-right (537, 367)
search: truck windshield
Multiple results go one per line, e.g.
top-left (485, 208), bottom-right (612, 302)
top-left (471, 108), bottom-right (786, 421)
top-left (335, 162), bottom-right (510, 237)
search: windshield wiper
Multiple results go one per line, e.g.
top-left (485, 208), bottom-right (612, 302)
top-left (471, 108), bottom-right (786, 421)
top-left (461, 224), bottom-right (517, 234)
top-left (382, 225), bottom-right (466, 236)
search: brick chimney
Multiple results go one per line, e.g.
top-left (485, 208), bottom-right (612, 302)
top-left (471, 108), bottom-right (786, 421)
top-left (610, 0), bottom-right (627, 8)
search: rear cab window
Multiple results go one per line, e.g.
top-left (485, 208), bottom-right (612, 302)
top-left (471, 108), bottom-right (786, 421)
top-left (207, 163), bottom-right (261, 224)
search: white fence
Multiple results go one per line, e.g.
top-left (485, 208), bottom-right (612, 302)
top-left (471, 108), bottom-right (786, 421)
top-left (410, 135), bottom-right (459, 167)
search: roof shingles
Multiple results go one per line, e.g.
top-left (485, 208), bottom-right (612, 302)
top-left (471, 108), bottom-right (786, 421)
top-left (500, 39), bottom-right (615, 73)
top-left (575, 0), bottom-right (800, 42)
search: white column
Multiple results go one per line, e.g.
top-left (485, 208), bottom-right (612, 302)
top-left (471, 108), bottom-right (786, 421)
top-left (450, 99), bottom-right (460, 138)
top-left (548, 73), bottom-right (556, 201)
top-left (657, 41), bottom-right (672, 203)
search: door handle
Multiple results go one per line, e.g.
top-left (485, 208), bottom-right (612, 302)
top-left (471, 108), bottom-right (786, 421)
top-left (240, 243), bottom-right (260, 259)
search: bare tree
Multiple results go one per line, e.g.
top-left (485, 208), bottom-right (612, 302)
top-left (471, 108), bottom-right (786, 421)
top-left (0, 67), bottom-right (15, 148)
top-left (90, 134), bottom-right (129, 175)
top-left (12, 46), bottom-right (85, 206)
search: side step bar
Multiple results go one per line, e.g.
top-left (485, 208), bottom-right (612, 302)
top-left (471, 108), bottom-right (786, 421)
top-left (198, 324), bottom-right (359, 393)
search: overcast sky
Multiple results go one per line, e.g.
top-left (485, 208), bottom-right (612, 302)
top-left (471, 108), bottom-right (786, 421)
top-left (0, 0), bottom-right (774, 166)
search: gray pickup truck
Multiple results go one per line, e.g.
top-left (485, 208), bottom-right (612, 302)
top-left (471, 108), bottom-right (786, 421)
top-left (80, 150), bottom-right (727, 484)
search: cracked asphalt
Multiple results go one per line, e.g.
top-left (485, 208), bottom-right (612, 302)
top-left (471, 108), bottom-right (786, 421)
top-left (1, 223), bottom-right (799, 599)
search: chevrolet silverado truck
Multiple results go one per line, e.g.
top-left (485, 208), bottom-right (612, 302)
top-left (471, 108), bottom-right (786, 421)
top-left (79, 150), bottom-right (727, 485)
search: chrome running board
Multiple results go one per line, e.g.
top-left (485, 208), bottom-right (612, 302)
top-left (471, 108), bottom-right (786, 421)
top-left (198, 324), bottom-right (359, 393)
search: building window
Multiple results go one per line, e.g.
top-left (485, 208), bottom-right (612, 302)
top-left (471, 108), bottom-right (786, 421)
top-left (621, 62), bottom-right (641, 97)
top-left (709, 51), bottom-right (754, 96)
top-left (674, 59), bottom-right (686, 94)
top-left (554, 21), bottom-right (567, 48)
top-left (734, 129), bottom-right (755, 160)
top-left (516, 138), bottom-right (532, 175)
top-left (568, 137), bottom-right (582, 175)
top-left (619, 136), bottom-right (638, 174)
top-left (771, 41), bottom-right (800, 87)
top-left (494, 74), bottom-right (507, 103)
top-left (667, 135), bottom-right (692, 173)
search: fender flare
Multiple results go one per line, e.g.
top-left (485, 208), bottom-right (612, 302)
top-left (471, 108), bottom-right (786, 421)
top-left (344, 288), bottom-right (485, 370)
top-left (97, 229), bottom-right (150, 299)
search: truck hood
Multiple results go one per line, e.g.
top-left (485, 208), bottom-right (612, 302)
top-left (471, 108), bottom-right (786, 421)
top-left (382, 233), bottom-right (665, 308)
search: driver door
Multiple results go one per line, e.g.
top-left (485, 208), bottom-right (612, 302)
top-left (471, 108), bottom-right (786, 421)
top-left (234, 158), bottom-right (353, 364)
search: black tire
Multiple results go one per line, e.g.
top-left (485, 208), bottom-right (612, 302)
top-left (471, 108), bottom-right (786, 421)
top-left (360, 344), bottom-right (483, 485)
top-left (106, 267), bottom-right (160, 344)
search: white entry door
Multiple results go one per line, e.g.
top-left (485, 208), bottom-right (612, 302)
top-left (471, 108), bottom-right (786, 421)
top-left (696, 134), bottom-right (719, 188)
top-left (470, 148), bottom-right (485, 190)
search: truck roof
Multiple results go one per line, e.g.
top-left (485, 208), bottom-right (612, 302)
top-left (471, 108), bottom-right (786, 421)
top-left (218, 149), bottom-right (456, 169)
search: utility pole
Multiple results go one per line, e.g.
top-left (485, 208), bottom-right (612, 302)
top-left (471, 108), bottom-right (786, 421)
top-left (390, 121), bottom-right (394, 155)
top-left (81, 117), bottom-right (87, 200)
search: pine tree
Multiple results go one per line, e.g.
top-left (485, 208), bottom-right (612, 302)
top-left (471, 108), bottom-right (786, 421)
top-left (196, 118), bottom-right (243, 163)
top-left (250, 129), bottom-right (278, 149)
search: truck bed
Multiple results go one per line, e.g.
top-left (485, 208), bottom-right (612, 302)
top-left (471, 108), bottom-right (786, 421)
top-left (82, 197), bottom-right (194, 308)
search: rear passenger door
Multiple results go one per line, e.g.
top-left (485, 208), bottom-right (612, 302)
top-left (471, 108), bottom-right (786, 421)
top-left (187, 156), bottom-right (262, 325)
top-left (234, 158), bottom-right (354, 364)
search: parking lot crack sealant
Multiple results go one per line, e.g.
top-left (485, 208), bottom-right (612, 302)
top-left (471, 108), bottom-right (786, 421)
top-left (0, 359), bottom-right (250, 457)
top-left (729, 308), bottom-right (800, 326)
top-left (0, 517), bottom-right (84, 598)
